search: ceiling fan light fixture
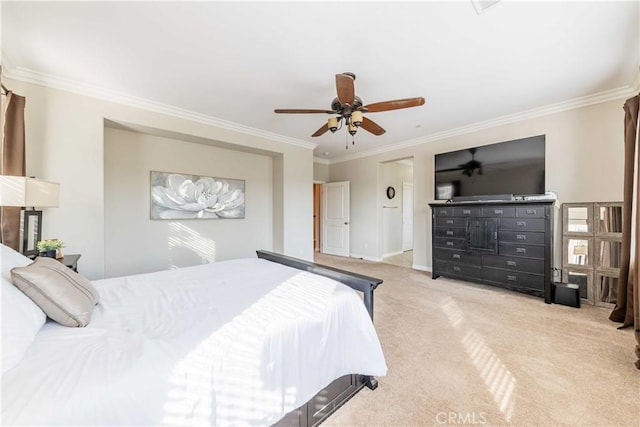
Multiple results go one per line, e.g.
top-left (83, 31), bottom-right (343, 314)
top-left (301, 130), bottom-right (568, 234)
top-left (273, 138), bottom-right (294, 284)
top-left (328, 117), bottom-right (339, 133)
top-left (351, 111), bottom-right (363, 127)
top-left (348, 122), bottom-right (358, 136)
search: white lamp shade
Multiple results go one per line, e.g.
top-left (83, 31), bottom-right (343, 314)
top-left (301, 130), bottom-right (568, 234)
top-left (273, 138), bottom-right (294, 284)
top-left (0, 176), bottom-right (60, 208)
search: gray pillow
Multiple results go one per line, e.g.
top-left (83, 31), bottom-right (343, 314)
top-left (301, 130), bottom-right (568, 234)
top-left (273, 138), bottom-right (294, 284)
top-left (10, 257), bottom-right (99, 327)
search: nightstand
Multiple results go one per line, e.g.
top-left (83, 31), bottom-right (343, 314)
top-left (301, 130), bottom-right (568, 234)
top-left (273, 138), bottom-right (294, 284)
top-left (58, 254), bottom-right (81, 272)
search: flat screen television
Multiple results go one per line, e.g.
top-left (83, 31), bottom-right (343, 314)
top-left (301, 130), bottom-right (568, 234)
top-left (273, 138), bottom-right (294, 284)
top-left (434, 135), bottom-right (545, 201)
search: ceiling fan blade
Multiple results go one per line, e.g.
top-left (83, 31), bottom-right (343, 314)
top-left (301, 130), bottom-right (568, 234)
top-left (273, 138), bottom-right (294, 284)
top-left (360, 117), bottom-right (386, 136)
top-left (312, 123), bottom-right (329, 137)
top-left (335, 73), bottom-right (355, 105)
top-left (437, 167), bottom-right (465, 172)
top-left (274, 109), bottom-right (336, 114)
top-left (363, 97), bottom-right (426, 113)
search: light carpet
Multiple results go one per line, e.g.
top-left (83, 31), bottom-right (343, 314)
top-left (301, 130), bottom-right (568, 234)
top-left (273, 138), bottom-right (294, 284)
top-left (315, 253), bottom-right (639, 427)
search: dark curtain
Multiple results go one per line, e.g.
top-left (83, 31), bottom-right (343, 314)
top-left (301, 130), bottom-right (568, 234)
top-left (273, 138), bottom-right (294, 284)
top-left (0, 91), bottom-right (26, 251)
top-left (609, 94), bottom-right (640, 369)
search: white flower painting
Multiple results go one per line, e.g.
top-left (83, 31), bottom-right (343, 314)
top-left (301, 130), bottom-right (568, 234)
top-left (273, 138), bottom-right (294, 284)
top-left (151, 171), bottom-right (245, 219)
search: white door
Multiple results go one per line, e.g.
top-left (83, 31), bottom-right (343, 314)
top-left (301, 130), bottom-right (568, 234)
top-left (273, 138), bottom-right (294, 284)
top-left (322, 181), bottom-right (350, 257)
top-left (402, 182), bottom-right (414, 251)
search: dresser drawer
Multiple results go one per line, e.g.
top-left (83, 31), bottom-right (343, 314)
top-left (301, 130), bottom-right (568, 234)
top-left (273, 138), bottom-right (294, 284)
top-left (453, 206), bottom-right (482, 217)
top-left (434, 249), bottom-right (481, 265)
top-left (434, 237), bottom-right (466, 250)
top-left (500, 218), bottom-right (545, 231)
top-left (482, 206), bottom-right (516, 217)
top-left (483, 268), bottom-right (544, 291)
top-left (435, 217), bottom-right (467, 227)
top-left (433, 207), bottom-right (455, 217)
top-left (436, 260), bottom-right (482, 278)
top-left (451, 263), bottom-right (482, 278)
top-left (482, 254), bottom-right (544, 274)
top-left (516, 206), bottom-right (546, 218)
top-left (499, 243), bottom-right (545, 259)
top-left (434, 228), bottom-right (467, 238)
top-left (500, 231), bottom-right (545, 245)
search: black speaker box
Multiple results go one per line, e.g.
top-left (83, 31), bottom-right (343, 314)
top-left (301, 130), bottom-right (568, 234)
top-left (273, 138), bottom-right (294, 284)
top-left (553, 283), bottom-right (580, 308)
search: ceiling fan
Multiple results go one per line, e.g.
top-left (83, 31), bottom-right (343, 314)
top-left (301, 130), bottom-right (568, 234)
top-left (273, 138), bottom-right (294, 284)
top-left (438, 148), bottom-right (483, 176)
top-left (274, 72), bottom-right (425, 143)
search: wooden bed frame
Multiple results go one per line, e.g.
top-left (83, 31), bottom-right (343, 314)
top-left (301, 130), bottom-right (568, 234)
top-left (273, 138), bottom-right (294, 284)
top-left (256, 251), bottom-right (383, 427)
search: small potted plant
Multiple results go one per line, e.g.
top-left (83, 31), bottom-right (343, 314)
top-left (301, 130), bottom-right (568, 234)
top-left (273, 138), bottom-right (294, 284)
top-left (37, 239), bottom-right (64, 258)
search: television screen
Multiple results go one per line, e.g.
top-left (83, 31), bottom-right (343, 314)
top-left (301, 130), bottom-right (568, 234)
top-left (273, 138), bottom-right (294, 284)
top-left (434, 135), bottom-right (545, 200)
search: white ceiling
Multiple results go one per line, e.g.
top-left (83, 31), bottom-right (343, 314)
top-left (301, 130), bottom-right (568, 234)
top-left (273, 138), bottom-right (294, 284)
top-left (2, 1), bottom-right (639, 161)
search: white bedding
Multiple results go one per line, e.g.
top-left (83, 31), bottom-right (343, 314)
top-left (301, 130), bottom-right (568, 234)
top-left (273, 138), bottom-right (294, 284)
top-left (2, 258), bottom-right (386, 426)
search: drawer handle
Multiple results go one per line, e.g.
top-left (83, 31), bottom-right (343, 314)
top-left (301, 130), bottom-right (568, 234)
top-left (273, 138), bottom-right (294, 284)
top-left (446, 231), bottom-right (454, 236)
top-left (516, 221), bottom-right (526, 227)
top-left (446, 220), bottom-right (454, 224)
top-left (453, 266), bottom-right (461, 272)
top-left (526, 209), bottom-right (536, 215)
top-left (495, 209), bottom-right (504, 215)
top-left (507, 260), bottom-right (517, 266)
top-left (452, 254), bottom-right (461, 259)
top-left (446, 241), bottom-right (454, 246)
top-left (507, 275), bottom-right (517, 281)
top-left (463, 209), bottom-right (471, 214)
top-left (516, 234), bottom-right (526, 240)
top-left (516, 247), bottom-right (527, 254)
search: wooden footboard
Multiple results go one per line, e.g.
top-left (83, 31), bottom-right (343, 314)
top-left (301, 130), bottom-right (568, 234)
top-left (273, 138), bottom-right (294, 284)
top-left (256, 250), bottom-right (382, 320)
top-left (256, 250), bottom-right (382, 427)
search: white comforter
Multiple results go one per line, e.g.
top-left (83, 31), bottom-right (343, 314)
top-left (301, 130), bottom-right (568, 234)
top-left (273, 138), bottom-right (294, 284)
top-left (2, 258), bottom-right (387, 426)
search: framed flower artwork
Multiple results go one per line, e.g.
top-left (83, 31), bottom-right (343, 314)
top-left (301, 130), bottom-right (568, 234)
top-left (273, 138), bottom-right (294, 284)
top-left (150, 171), bottom-right (245, 220)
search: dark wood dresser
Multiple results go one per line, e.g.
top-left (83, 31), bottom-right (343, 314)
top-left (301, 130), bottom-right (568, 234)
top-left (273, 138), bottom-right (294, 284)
top-left (429, 200), bottom-right (554, 303)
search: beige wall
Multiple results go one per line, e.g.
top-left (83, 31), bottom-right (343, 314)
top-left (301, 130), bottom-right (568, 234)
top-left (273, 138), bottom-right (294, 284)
top-left (313, 161), bottom-right (330, 182)
top-left (8, 78), bottom-right (314, 279)
top-left (330, 98), bottom-right (625, 271)
top-left (104, 128), bottom-right (274, 277)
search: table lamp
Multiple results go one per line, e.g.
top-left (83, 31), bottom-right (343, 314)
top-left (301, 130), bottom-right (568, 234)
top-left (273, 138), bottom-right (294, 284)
top-left (0, 176), bottom-right (60, 257)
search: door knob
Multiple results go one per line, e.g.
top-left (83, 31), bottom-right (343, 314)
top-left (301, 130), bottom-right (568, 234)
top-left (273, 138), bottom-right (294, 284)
top-left (344, 222), bottom-right (349, 225)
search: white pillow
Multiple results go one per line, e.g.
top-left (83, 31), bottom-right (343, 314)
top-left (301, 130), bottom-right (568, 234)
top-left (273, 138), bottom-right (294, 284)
top-left (1, 244), bottom-right (46, 373)
top-left (1, 243), bottom-right (33, 280)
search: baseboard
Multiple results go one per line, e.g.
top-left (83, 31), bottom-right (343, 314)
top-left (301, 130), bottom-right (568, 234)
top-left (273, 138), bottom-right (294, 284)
top-left (350, 253), bottom-right (383, 262)
top-left (412, 264), bottom-right (431, 272)
top-left (382, 250), bottom-right (403, 259)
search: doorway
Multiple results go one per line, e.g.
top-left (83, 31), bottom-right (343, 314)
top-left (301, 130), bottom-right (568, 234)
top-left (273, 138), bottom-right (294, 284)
top-left (313, 183), bottom-right (322, 252)
top-left (381, 158), bottom-right (414, 268)
top-left (321, 181), bottom-right (350, 257)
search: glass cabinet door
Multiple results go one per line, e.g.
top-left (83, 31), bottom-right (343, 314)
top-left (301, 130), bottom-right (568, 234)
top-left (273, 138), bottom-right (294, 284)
top-left (595, 238), bottom-right (622, 270)
top-left (594, 203), bottom-right (623, 236)
top-left (563, 204), bottom-right (592, 234)
top-left (563, 237), bottom-right (592, 267)
top-left (595, 273), bottom-right (619, 306)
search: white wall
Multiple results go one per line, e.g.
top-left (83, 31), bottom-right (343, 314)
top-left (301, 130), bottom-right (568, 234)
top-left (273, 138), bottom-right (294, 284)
top-left (330, 98), bottom-right (625, 271)
top-left (8, 78), bottom-right (314, 279)
top-left (104, 127), bottom-right (273, 277)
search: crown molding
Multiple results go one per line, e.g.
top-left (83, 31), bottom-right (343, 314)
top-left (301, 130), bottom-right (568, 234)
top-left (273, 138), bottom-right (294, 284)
top-left (330, 85), bottom-right (637, 164)
top-left (1, 64), bottom-right (316, 151)
top-left (313, 156), bottom-right (330, 165)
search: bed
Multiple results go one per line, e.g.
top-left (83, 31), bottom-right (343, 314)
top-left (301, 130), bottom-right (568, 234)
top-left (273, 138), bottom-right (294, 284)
top-left (1, 245), bottom-right (386, 426)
